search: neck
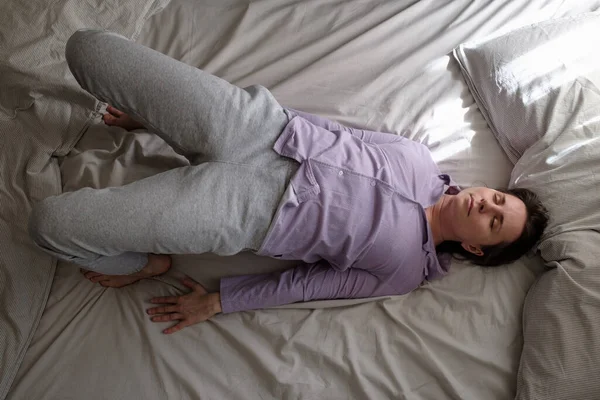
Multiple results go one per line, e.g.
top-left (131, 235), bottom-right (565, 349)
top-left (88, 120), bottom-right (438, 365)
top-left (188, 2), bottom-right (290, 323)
top-left (425, 196), bottom-right (451, 246)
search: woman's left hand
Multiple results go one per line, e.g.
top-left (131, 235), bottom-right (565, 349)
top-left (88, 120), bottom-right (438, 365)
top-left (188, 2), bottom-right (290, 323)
top-left (147, 277), bottom-right (222, 334)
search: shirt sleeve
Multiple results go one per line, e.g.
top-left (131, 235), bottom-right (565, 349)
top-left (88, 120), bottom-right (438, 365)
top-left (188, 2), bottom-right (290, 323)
top-left (286, 108), bottom-right (402, 145)
top-left (218, 260), bottom-right (397, 313)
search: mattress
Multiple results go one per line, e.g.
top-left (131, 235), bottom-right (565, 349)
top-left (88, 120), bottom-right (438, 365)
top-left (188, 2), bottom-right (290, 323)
top-left (6, 1), bottom-right (600, 399)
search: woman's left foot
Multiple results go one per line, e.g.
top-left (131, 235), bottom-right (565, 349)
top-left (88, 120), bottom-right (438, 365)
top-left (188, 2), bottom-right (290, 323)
top-left (103, 105), bottom-right (146, 131)
top-left (80, 254), bottom-right (172, 288)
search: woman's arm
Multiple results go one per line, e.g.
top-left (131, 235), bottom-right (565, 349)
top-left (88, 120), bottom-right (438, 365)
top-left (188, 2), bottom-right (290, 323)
top-left (147, 261), bottom-right (397, 333)
top-left (219, 260), bottom-right (395, 313)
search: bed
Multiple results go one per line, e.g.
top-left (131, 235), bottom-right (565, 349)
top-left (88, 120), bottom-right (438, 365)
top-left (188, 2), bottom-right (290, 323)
top-left (3, 1), bottom-right (600, 399)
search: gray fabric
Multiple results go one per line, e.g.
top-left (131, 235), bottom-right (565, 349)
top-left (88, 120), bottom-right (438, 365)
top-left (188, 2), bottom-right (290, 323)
top-left (0, 1), bottom-right (170, 399)
top-left (8, 1), bottom-right (600, 399)
top-left (517, 232), bottom-right (600, 400)
top-left (453, 12), bottom-right (600, 165)
top-left (28, 29), bottom-right (297, 275)
top-left (510, 112), bottom-right (600, 400)
top-left (454, 12), bottom-right (600, 400)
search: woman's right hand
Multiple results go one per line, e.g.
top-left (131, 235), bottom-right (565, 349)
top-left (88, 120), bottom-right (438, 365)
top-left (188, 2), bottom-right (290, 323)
top-left (146, 277), bottom-right (222, 334)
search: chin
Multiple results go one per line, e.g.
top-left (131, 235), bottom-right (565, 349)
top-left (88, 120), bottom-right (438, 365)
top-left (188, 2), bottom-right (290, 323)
top-left (444, 197), bottom-right (461, 229)
top-left (454, 199), bottom-right (471, 232)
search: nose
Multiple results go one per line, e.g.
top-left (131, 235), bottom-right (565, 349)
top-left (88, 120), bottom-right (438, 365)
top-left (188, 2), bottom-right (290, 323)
top-left (479, 199), bottom-right (501, 214)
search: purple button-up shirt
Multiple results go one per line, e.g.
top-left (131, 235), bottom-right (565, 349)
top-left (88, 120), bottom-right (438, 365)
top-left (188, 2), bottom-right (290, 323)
top-left (219, 109), bottom-right (454, 313)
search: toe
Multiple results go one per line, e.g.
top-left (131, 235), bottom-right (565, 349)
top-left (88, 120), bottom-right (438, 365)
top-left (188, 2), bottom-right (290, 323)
top-left (103, 113), bottom-right (117, 125)
top-left (90, 275), bottom-right (109, 283)
top-left (84, 271), bottom-right (101, 279)
top-left (106, 105), bottom-right (124, 116)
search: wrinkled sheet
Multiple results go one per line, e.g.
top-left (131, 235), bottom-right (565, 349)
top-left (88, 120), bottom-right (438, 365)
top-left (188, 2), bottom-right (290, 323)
top-left (8, 1), bottom-right (600, 399)
top-left (0, 0), bottom-right (169, 399)
top-left (453, 11), bottom-right (600, 399)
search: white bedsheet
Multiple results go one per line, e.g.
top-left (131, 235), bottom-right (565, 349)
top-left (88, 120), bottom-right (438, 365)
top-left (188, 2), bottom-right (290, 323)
top-left (0, 0), bottom-right (169, 399)
top-left (8, 1), bottom-right (600, 399)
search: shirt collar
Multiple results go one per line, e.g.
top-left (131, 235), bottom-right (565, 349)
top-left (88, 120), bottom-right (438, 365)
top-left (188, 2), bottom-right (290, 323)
top-left (439, 173), bottom-right (461, 195)
top-left (422, 173), bottom-right (459, 278)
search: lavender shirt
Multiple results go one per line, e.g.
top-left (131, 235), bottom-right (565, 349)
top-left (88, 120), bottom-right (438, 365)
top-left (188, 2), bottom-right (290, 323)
top-left (219, 109), bottom-right (455, 313)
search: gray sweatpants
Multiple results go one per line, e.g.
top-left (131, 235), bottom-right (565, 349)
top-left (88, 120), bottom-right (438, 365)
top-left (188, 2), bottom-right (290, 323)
top-left (28, 29), bottom-right (298, 275)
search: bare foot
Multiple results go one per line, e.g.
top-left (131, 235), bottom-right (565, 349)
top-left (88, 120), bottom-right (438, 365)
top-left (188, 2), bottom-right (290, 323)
top-left (80, 254), bottom-right (172, 288)
top-left (102, 105), bottom-right (146, 131)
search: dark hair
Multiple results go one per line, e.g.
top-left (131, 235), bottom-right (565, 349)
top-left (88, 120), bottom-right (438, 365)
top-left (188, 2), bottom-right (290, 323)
top-left (436, 188), bottom-right (549, 267)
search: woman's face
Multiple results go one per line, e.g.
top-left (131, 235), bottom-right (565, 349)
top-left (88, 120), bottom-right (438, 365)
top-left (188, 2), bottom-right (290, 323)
top-left (444, 187), bottom-right (527, 255)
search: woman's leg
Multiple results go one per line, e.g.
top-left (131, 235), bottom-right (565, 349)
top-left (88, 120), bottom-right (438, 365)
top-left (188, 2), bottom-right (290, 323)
top-left (65, 29), bottom-right (288, 165)
top-left (28, 161), bottom-right (295, 286)
top-left (35, 30), bottom-right (298, 286)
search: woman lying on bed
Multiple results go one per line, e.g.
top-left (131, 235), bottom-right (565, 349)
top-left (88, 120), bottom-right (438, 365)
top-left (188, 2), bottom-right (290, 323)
top-left (28, 29), bottom-right (548, 334)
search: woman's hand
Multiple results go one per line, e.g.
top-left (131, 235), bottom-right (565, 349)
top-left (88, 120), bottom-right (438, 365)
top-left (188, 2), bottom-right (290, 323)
top-left (147, 277), bottom-right (222, 334)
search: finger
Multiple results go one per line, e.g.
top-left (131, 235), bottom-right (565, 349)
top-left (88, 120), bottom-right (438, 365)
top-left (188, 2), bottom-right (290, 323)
top-left (150, 313), bottom-right (183, 323)
top-left (146, 305), bottom-right (179, 315)
top-left (182, 277), bottom-right (206, 294)
top-left (106, 105), bottom-right (124, 116)
top-left (163, 320), bottom-right (191, 335)
top-left (84, 271), bottom-right (102, 279)
top-left (181, 277), bottom-right (201, 290)
top-left (150, 296), bottom-right (179, 304)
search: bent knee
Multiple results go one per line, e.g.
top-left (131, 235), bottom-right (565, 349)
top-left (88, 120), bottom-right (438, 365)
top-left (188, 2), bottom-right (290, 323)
top-left (66, 29), bottom-right (123, 69)
top-left (65, 29), bottom-right (99, 67)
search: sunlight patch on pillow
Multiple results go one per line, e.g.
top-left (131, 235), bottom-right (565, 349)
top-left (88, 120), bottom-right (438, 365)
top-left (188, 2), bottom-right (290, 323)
top-left (453, 12), bottom-right (600, 164)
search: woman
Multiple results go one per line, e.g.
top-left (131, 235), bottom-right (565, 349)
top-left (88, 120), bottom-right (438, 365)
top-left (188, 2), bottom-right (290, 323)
top-left (28, 30), bottom-right (548, 334)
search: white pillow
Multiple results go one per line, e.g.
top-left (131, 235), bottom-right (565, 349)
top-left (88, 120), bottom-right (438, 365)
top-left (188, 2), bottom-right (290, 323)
top-left (453, 12), bottom-right (600, 400)
top-left (453, 12), bottom-right (600, 164)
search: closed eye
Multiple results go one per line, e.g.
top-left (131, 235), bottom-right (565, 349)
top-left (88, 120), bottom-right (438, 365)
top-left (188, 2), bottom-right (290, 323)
top-left (491, 215), bottom-right (504, 231)
top-left (494, 194), bottom-right (506, 231)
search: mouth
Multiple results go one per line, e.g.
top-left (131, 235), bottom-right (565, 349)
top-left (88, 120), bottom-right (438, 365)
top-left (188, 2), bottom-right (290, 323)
top-left (467, 194), bottom-right (473, 216)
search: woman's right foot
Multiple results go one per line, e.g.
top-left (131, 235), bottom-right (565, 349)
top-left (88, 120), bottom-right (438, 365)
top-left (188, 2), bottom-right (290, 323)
top-left (81, 254), bottom-right (172, 288)
top-left (103, 105), bottom-right (146, 131)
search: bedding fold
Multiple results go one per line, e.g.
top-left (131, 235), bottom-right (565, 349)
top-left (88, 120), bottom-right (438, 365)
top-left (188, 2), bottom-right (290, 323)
top-left (0, 1), bottom-right (170, 399)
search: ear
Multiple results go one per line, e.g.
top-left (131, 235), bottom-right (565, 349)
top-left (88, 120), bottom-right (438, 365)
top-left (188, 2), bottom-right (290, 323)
top-left (461, 242), bottom-right (484, 257)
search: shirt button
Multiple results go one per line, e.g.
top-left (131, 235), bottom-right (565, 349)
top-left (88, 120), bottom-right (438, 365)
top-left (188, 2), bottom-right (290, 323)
top-left (338, 170), bottom-right (344, 176)
top-left (370, 181), bottom-right (376, 186)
